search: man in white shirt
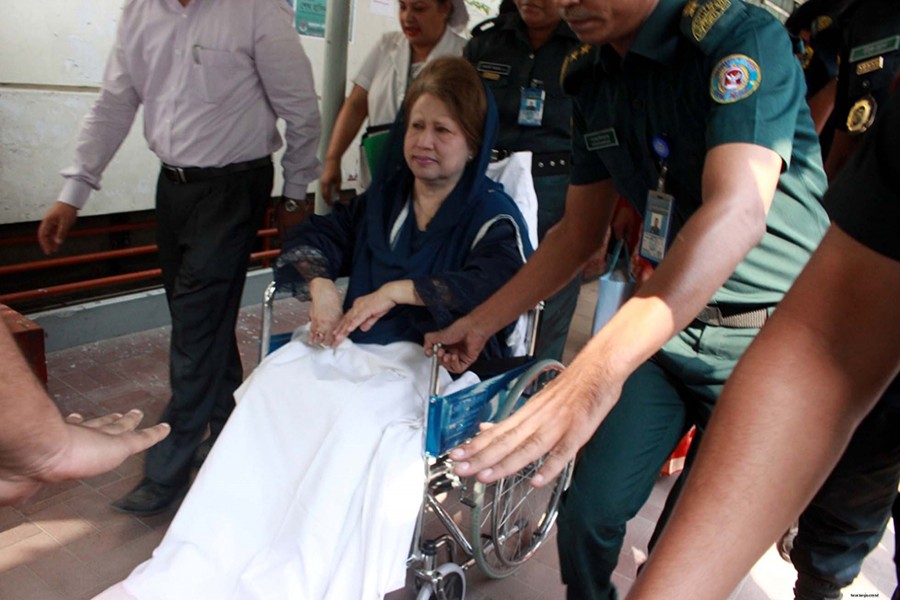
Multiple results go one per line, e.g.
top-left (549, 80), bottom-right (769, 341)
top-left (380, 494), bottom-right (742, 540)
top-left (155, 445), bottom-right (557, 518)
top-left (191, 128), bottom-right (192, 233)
top-left (37, 0), bottom-right (321, 515)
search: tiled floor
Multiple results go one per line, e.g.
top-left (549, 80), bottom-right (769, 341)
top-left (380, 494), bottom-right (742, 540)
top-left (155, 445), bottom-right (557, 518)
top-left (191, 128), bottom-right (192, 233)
top-left (1, 280), bottom-right (896, 599)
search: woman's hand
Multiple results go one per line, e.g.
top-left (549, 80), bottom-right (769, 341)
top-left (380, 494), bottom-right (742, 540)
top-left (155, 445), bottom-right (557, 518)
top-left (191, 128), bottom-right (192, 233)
top-left (308, 278), bottom-right (344, 346)
top-left (332, 280), bottom-right (420, 345)
top-left (318, 158), bottom-right (343, 206)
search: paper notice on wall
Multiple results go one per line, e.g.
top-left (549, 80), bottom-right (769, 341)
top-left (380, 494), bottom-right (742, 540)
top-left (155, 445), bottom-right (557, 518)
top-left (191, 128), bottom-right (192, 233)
top-left (370, 0), bottom-right (394, 17)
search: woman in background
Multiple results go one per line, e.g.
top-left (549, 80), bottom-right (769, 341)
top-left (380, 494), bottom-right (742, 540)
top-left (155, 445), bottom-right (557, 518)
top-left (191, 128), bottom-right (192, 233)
top-left (318, 0), bottom-right (469, 199)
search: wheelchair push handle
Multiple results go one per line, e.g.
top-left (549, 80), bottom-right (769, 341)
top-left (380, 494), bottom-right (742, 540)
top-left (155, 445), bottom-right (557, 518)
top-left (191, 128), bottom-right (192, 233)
top-left (429, 343), bottom-right (443, 397)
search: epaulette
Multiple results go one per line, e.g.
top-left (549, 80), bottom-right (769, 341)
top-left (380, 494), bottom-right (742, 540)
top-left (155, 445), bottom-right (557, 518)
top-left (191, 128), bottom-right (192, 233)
top-left (680, 0), bottom-right (746, 54)
top-left (470, 16), bottom-right (498, 38)
top-left (560, 44), bottom-right (596, 95)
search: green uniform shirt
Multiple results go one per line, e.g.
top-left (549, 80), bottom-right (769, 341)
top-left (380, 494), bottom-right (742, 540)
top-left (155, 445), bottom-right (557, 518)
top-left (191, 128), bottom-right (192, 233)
top-left (566, 0), bottom-right (830, 306)
top-left (464, 14), bottom-right (580, 156)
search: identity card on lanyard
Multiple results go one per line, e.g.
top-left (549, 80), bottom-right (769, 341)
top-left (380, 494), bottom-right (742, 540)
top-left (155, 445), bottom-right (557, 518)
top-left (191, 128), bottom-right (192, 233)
top-left (518, 79), bottom-right (545, 127)
top-left (640, 135), bottom-right (675, 264)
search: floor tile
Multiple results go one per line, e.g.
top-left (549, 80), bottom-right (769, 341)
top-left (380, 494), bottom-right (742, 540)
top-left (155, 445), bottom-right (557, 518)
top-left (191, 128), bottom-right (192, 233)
top-left (29, 502), bottom-right (98, 545)
top-left (0, 531), bottom-right (62, 573)
top-left (27, 547), bottom-right (107, 598)
top-left (0, 566), bottom-right (64, 600)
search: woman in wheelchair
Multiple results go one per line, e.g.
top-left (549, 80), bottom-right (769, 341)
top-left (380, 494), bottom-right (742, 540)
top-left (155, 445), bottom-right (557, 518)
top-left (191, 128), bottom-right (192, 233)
top-left (97, 57), bottom-right (532, 600)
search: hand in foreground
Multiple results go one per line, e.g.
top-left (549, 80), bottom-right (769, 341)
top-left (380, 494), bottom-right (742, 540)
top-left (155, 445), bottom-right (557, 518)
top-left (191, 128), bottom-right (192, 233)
top-left (331, 282), bottom-right (403, 346)
top-left (308, 278), bottom-right (344, 347)
top-left (37, 202), bottom-right (78, 255)
top-left (449, 367), bottom-right (621, 486)
top-left (423, 316), bottom-right (489, 373)
top-left (0, 410), bottom-right (170, 505)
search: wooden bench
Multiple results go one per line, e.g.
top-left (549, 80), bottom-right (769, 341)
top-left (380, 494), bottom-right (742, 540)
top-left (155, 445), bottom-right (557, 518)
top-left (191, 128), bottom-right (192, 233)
top-left (1, 304), bottom-right (47, 384)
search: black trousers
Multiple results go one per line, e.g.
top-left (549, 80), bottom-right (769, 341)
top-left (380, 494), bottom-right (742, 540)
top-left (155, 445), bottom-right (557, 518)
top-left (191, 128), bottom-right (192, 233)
top-left (144, 162), bottom-right (272, 487)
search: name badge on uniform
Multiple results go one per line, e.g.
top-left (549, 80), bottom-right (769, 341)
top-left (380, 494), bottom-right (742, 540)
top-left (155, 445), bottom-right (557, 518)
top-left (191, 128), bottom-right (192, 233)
top-left (518, 87), bottom-right (545, 127)
top-left (476, 61), bottom-right (511, 81)
top-left (584, 128), bottom-right (619, 151)
top-left (640, 191), bottom-right (674, 264)
top-left (849, 35), bottom-right (900, 63)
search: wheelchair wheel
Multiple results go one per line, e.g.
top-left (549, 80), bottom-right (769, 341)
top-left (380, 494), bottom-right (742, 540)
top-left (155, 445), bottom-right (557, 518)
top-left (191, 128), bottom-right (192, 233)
top-left (415, 562), bottom-right (466, 600)
top-left (469, 360), bottom-right (573, 579)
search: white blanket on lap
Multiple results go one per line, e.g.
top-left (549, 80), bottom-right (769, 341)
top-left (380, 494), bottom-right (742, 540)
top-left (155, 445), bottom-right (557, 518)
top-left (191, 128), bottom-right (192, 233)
top-left (96, 329), bottom-right (477, 600)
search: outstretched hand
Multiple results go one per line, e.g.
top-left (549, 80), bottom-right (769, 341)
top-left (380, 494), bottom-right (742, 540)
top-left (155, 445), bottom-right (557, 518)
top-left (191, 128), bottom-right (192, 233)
top-left (423, 316), bottom-right (489, 373)
top-left (449, 366), bottom-right (622, 487)
top-left (0, 410), bottom-right (170, 505)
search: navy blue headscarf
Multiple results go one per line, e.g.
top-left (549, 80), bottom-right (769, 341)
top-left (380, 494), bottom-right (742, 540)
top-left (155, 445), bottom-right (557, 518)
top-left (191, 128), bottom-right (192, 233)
top-left (276, 84), bottom-right (532, 354)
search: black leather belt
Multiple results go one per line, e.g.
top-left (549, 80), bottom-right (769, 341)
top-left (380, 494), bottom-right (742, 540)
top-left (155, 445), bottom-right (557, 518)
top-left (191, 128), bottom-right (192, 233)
top-left (695, 305), bottom-right (771, 328)
top-left (161, 156), bottom-right (272, 184)
top-left (531, 151), bottom-right (571, 176)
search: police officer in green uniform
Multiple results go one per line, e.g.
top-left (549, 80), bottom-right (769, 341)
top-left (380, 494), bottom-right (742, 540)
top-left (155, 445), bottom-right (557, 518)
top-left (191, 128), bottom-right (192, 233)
top-left (463, 0), bottom-right (581, 362)
top-left (425, 1), bottom-right (830, 598)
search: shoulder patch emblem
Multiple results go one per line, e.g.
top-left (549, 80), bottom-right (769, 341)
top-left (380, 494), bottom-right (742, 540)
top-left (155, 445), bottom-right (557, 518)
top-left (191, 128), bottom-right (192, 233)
top-left (710, 54), bottom-right (761, 104)
top-left (692, 0), bottom-right (731, 43)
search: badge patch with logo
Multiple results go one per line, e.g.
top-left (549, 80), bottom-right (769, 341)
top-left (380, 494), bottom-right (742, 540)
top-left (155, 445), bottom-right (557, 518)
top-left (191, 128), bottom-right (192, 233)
top-left (710, 55), bottom-right (761, 104)
top-left (846, 96), bottom-right (877, 134)
top-left (584, 128), bottom-right (619, 151)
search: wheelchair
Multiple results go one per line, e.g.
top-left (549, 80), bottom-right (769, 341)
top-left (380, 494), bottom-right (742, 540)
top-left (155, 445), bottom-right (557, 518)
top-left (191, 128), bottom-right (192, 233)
top-left (259, 285), bottom-right (573, 600)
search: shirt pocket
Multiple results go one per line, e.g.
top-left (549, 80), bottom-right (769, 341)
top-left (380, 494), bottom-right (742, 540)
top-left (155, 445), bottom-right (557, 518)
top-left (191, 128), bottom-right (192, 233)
top-left (190, 47), bottom-right (254, 104)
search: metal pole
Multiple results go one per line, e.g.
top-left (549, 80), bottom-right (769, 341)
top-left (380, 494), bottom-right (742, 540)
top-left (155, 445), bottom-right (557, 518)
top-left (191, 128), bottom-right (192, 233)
top-left (317, 0), bottom-right (352, 215)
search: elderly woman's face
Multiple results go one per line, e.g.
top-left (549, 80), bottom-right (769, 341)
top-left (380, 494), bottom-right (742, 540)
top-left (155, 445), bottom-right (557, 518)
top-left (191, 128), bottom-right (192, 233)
top-left (404, 93), bottom-right (471, 188)
top-left (398, 0), bottom-right (451, 49)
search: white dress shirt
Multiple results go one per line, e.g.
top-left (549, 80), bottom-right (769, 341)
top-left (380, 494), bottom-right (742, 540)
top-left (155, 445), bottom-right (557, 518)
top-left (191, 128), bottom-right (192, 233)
top-left (60, 0), bottom-right (321, 207)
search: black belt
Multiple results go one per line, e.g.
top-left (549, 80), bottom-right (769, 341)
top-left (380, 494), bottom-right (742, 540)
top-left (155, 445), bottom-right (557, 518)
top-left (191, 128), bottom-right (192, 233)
top-left (489, 149), bottom-right (571, 176)
top-left (531, 151), bottom-right (571, 176)
top-left (161, 156), bottom-right (272, 184)
top-left (694, 305), bottom-right (772, 328)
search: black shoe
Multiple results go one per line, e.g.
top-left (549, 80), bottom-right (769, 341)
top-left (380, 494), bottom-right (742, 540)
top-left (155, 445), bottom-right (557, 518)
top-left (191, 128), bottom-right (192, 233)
top-left (110, 479), bottom-right (187, 516)
top-left (192, 437), bottom-right (214, 469)
top-left (777, 521), bottom-right (799, 563)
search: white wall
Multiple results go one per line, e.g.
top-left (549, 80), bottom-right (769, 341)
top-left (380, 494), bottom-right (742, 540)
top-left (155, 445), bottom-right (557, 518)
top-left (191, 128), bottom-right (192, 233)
top-left (0, 0), bottom-right (500, 225)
